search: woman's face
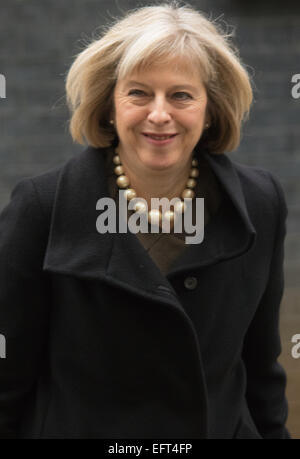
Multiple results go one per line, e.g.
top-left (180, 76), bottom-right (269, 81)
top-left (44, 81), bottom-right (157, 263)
top-left (112, 58), bottom-right (209, 171)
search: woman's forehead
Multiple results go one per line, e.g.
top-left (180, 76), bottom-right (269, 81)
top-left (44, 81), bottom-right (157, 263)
top-left (121, 57), bottom-right (202, 82)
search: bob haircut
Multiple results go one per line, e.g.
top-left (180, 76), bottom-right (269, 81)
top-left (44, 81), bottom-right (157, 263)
top-left (65, 0), bottom-right (253, 154)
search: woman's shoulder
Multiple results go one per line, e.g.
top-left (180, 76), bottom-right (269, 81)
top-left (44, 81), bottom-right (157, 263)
top-left (232, 159), bottom-right (286, 207)
top-left (229, 157), bottom-right (288, 225)
top-left (0, 167), bottom-right (64, 272)
top-left (202, 149), bottom-right (288, 222)
top-left (8, 165), bottom-right (62, 231)
top-left (9, 146), bottom-right (98, 219)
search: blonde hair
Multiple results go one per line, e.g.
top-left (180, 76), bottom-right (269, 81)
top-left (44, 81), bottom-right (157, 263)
top-left (65, 0), bottom-right (253, 154)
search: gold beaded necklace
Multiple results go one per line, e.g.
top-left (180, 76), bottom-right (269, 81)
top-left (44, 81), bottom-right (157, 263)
top-left (113, 152), bottom-right (199, 228)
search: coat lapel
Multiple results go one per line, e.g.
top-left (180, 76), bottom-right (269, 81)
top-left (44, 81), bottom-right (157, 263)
top-left (166, 149), bottom-right (257, 277)
top-left (43, 145), bottom-right (256, 305)
top-left (42, 145), bottom-right (181, 308)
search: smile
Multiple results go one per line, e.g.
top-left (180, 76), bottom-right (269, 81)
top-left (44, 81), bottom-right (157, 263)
top-left (142, 133), bottom-right (178, 145)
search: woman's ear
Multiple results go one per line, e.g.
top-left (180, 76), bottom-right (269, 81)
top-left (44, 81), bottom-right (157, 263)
top-left (107, 91), bottom-right (115, 124)
top-left (204, 108), bottom-right (211, 128)
top-left (204, 117), bottom-right (211, 129)
top-left (108, 107), bottom-right (114, 123)
top-left (204, 96), bottom-right (213, 128)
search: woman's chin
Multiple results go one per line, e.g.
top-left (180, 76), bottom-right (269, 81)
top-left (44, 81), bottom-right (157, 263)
top-left (143, 161), bottom-right (173, 172)
top-left (140, 153), bottom-right (177, 171)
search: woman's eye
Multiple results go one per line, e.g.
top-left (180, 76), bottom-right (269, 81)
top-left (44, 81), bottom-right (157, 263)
top-left (128, 90), bottom-right (192, 100)
top-left (128, 89), bottom-right (146, 96)
top-left (173, 92), bottom-right (192, 100)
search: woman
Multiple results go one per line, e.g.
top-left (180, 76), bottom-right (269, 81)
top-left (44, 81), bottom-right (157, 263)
top-left (0, 2), bottom-right (290, 439)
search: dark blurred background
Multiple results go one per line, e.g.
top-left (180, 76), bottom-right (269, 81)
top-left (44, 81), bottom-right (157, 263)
top-left (0, 0), bottom-right (299, 438)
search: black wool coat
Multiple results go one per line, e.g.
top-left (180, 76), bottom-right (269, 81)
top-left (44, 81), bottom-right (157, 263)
top-left (0, 145), bottom-right (290, 439)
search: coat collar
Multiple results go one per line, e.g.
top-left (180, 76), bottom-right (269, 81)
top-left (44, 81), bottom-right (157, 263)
top-left (43, 145), bottom-right (256, 306)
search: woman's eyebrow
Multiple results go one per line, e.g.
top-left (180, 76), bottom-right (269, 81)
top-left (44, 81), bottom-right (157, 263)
top-left (125, 80), bottom-right (198, 91)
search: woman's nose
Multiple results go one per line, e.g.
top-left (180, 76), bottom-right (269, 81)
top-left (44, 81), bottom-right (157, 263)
top-left (147, 96), bottom-right (172, 124)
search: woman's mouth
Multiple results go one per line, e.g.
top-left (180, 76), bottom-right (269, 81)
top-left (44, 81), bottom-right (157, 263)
top-left (142, 133), bottom-right (178, 145)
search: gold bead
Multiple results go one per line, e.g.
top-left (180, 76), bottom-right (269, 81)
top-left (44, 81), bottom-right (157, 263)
top-left (148, 209), bottom-right (162, 226)
top-left (174, 200), bottom-right (186, 214)
top-left (192, 158), bottom-right (198, 167)
top-left (186, 178), bottom-right (197, 189)
top-left (133, 200), bottom-right (147, 213)
top-left (116, 175), bottom-right (130, 188)
top-left (124, 188), bottom-right (137, 201)
top-left (113, 155), bottom-right (121, 165)
top-left (114, 165), bottom-right (124, 176)
top-left (181, 188), bottom-right (195, 199)
top-left (190, 168), bottom-right (199, 178)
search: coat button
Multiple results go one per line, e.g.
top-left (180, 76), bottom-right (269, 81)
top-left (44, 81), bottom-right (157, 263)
top-left (184, 276), bottom-right (198, 290)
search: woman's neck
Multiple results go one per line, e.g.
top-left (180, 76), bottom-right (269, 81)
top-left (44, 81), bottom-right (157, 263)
top-left (115, 149), bottom-right (192, 208)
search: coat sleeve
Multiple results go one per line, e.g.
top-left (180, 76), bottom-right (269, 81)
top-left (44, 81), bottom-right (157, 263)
top-left (0, 178), bottom-right (51, 438)
top-left (242, 171), bottom-right (291, 439)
